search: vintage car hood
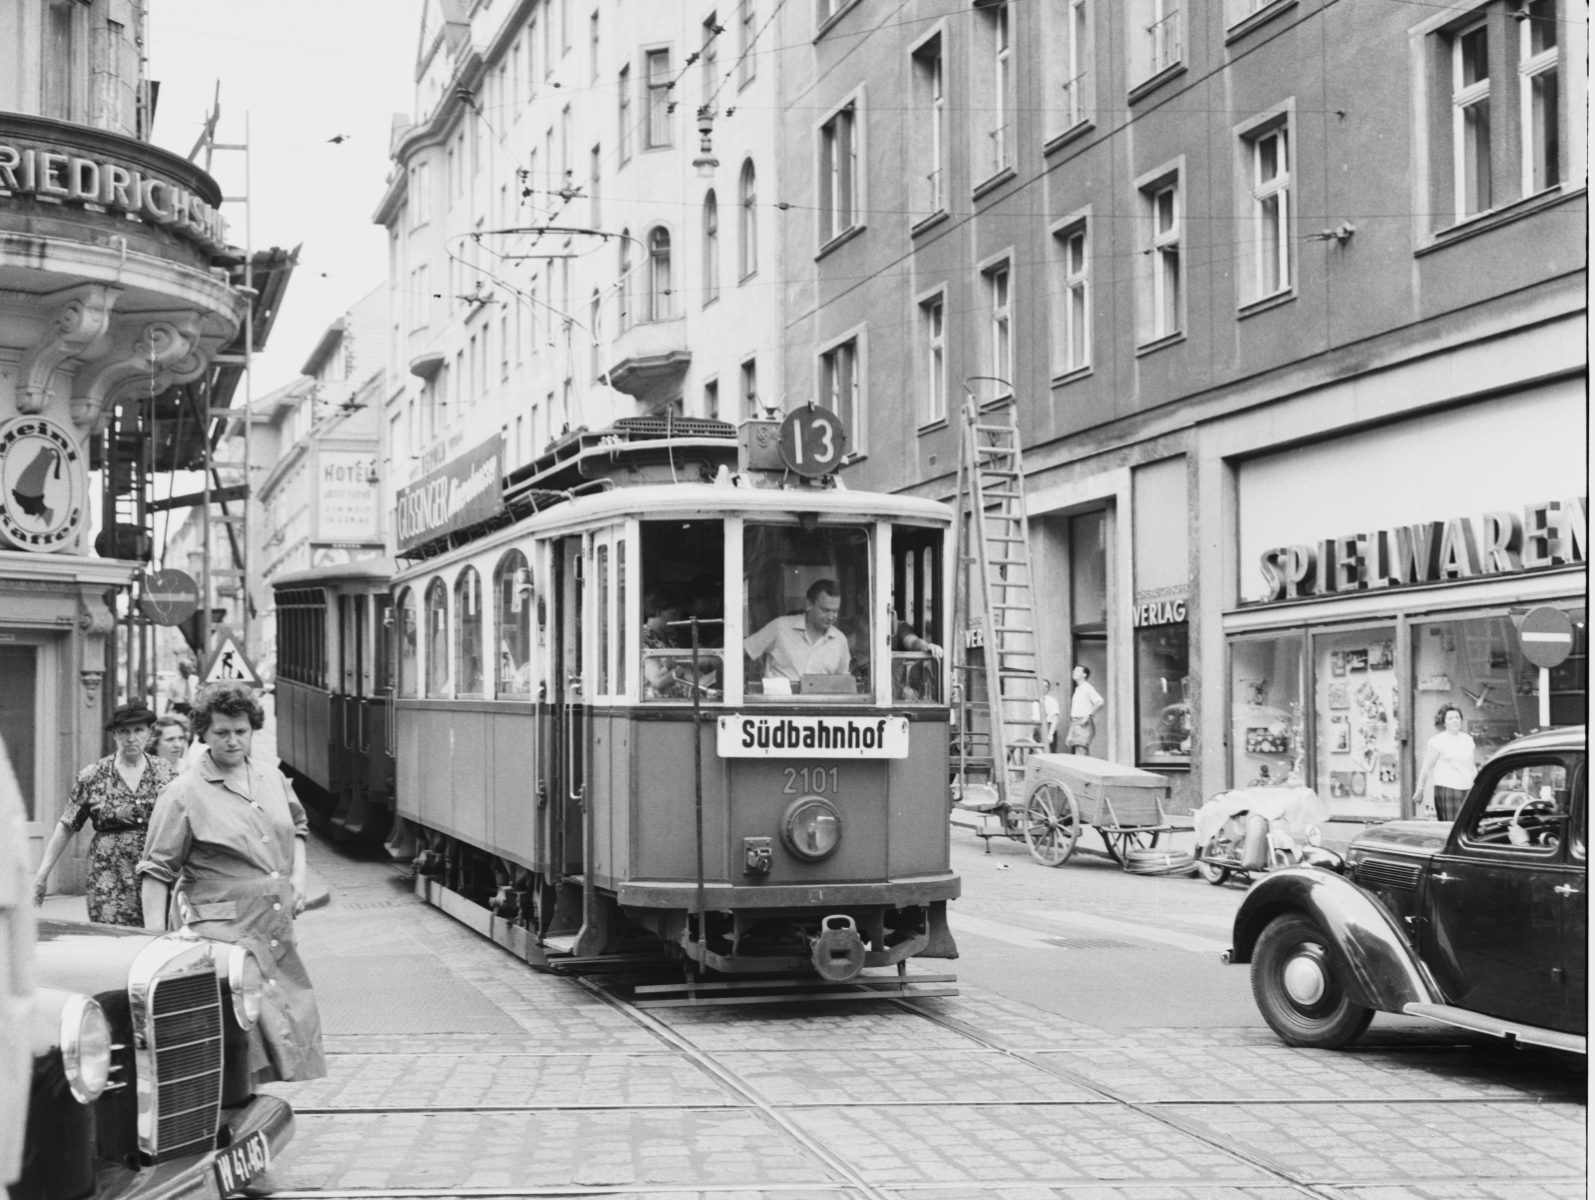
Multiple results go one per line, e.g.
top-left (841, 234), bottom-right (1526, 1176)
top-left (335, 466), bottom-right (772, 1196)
top-left (34, 918), bottom-right (160, 998)
top-left (1350, 820), bottom-right (1451, 858)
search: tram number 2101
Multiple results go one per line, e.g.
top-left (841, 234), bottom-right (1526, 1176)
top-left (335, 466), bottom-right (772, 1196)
top-left (783, 766), bottom-right (841, 795)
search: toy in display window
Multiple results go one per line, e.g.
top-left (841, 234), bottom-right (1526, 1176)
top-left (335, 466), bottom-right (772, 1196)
top-left (1313, 627), bottom-right (1399, 817)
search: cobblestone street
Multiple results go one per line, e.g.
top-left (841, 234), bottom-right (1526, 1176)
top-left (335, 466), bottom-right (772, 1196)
top-left (258, 832), bottom-right (1586, 1200)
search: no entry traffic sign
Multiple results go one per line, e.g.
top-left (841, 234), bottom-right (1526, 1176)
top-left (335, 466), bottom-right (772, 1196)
top-left (1517, 606), bottom-right (1576, 670)
top-left (138, 569), bottom-right (200, 626)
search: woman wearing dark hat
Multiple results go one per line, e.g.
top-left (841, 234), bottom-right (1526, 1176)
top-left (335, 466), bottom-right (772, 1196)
top-left (30, 702), bottom-right (174, 926)
top-left (138, 680), bottom-right (326, 1089)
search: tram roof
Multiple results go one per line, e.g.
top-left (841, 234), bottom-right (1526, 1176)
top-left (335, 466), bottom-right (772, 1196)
top-left (392, 481), bottom-right (950, 582)
top-left (271, 558), bottom-right (396, 590)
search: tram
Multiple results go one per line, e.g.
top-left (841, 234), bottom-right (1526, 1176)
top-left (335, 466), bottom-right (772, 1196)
top-left (271, 559), bottom-right (398, 841)
top-left (388, 414), bottom-right (960, 982)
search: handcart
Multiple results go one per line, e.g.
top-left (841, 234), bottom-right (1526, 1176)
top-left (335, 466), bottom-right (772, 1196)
top-left (956, 753), bottom-right (1172, 867)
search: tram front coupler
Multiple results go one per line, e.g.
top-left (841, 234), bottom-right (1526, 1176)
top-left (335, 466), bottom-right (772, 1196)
top-left (809, 914), bottom-right (867, 982)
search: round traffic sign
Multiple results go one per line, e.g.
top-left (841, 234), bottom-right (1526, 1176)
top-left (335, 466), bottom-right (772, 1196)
top-left (139, 569), bottom-right (200, 627)
top-left (1517, 605), bottom-right (1575, 669)
top-left (778, 407), bottom-right (848, 478)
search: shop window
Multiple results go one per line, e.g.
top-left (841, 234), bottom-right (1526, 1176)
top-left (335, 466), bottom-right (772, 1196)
top-left (1070, 510), bottom-right (1108, 757)
top-left (1231, 632), bottom-right (1304, 788)
top-left (1135, 621), bottom-right (1190, 767)
top-left (425, 579), bottom-right (449, 697)
top-left (1313, 625), bottom-right (1400, 817)
top-left (455, 568), bottom-right (485, 697)
top-left (0, 645), bottom-right (38, 819)
top-left (743, 522), bottom-right (872, 700)
top-left (495, 550), bottom-right (533, 698)
top-left (640, 520), bottom-right (724, 702)
top-left (397, 588), bottom-right (419, 698)
top-left (892, 525), bottom-right (944, 704)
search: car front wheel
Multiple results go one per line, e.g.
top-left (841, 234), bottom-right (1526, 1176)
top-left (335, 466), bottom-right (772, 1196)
top-left (1251, 913), bottom-right (1374, 1049)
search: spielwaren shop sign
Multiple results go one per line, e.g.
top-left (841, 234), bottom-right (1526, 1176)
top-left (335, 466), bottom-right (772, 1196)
top-left (1252, 497), bottom-right (1585, 603)
top-left (395, 435), bottom-right (504, 553)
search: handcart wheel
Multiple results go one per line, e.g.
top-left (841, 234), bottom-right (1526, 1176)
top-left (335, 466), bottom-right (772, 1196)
top-left (1101, 827), bottom-right (1160, 865)
top-left (1196, 858), bottom-right (1230, 886)
top-left (1023, 781), bottom-right (1080, 867)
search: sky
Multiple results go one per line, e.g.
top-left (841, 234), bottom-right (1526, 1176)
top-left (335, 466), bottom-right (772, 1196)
top-left (147, 0), bottom-right (425, 394)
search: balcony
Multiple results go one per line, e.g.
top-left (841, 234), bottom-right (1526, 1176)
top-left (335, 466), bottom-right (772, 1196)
top-left (603, 318), bottom-right (690, 408)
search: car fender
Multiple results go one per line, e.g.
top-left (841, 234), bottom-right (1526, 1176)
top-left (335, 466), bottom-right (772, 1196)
top-left (1227, 867), bottom-right (1441, 1013)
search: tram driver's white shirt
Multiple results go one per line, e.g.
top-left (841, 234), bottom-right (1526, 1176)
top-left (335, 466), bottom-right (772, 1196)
top-left (744, 614), bottom-right (851, 681)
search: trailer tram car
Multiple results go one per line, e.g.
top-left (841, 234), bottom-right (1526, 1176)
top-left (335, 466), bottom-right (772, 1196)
top-left (392, 417), bottom-right (960, 983)
top-left (271, 560), bottom-right (398, 842)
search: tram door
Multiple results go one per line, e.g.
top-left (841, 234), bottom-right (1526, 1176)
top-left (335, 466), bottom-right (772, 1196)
top-left (550, 536), bottom-right (586, 882)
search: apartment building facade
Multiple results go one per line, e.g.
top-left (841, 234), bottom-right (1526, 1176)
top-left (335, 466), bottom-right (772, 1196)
top-left (778, 0), bottom-right (1587, 814)
top-left (375, 0), bottom-right (784, 540)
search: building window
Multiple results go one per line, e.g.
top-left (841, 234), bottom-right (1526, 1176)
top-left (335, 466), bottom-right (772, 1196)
top-left (1245, 124), bottom-right (1291, 300)
top-left (618, 64), bottom-right (632, 164)
top-left (645, 49), bottom-right (673, 148)
top-left (561, 0), bottom-right (572, 53)
top-left (410, 161), bottom-right (430, 227)
top-left (984, 261), bottom-right (1013, 391)
top-left (819, 101), bottom-right (859, 245)
top-left (1519, 0), bottom-right (1561, 196)
top-left (911, 33), bottom-right (946, 219)
top-left (618, 231), bottom-right (632, 330)
top-left (739, 160), bottom-right (758, 278)
top-left (411, 264), bottom-right (430, 328)
top-left (1136, 0), bottom-right (1182, 83)
top-left (741, 357), bottom-right (758, 416)
top-left (703, 190), bottom-right (720, 304)
top-left (425, 579), bottom-right (449, 697)
top-left (703, 378), bottom-right (720, 420)
top-left (647, 226), bottom-right (673, 321)
top-left (1452, 19), bottom-right (1493, 218)
top-left (43, 0), bottom-right (75, 121)
top-left (589, 143), bottom-right (601, 226)
top-left (739, 0), bottom-right (757, 86)
top-left (978, 2), bottom-right (1014, 177)
top-left (1140, 179), bottom-right (1181, 343)
top-left (1051, 0), bottom-right (1090, 134)
top-left (501, 310), bottom-right (510, 379)
top-left (1052, 221), bottom-right (1089, 373)
top-left (816, 0), bottom-right (848, 27)
top-left (819, 336), bottom-right (861, 451)
top-left (702, 13), bottom-right (719, 107)
top-left (919, 294), bottom-right (946, 427)
top-left (1230, 633), bottom-right (1304, 789)
top-left (590, 9), bottom-right (600, 82)
top-left (528, 17), bottom-right (540, 92)
top-left (455, 568), bottom-right (485, 697)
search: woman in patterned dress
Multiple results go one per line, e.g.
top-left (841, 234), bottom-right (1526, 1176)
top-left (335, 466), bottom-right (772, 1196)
top-left (31, 702), bottom-right (174, 926)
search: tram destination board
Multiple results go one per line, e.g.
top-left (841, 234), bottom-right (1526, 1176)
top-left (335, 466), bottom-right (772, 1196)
top-left (718, 714), bottom-right (909, 757)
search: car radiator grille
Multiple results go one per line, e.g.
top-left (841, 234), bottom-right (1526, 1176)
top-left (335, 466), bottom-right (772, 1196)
top-left (1356, 858), bottom-right (1422, 892)
top-left (149, 968), bottom-right (224, 1159)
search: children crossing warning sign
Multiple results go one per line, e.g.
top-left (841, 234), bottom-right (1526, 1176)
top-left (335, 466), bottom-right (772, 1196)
top-left (202, 635), bottom-right (261, 686)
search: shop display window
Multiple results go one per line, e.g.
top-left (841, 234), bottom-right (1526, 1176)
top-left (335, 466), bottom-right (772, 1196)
top-left (1135, 623), bottom-right (1190, 767)
top-left (1313, 625), bottom-right (1400, 818)
top-left (1231, 633), bottom-right (1304, 788)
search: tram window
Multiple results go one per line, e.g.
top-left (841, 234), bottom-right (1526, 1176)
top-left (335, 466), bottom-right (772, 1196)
top-left (425, 578), bottom-right (449, 697)
top-left (456, 568), bottom-right (485, 697)
top-left (639, 520), bottom-right (724, 703)
top-left (597, 543), bottom-right (610, 695)
top-left (742, 523), bottom-right (872, 700)
top-left (397, 588), bottom-right (418, 697)
top-left (494, 550), bottom-right (533, 698)
top-left (373, 594), bottom-right (393, 693)
top-left (892, 525), bottom-right (944, 704)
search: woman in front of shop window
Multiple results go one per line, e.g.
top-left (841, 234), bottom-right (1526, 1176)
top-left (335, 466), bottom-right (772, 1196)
top-left (30, 703), bottom-right (173, 926)
top-left (1413, 704), bottom-right (1477, 821)
top-left (137, 680), bottom-right (327, 1088)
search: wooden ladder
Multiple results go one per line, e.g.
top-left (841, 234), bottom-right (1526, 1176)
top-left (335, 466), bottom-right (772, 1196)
top-left (952, 396), bottom-right (1044, 816)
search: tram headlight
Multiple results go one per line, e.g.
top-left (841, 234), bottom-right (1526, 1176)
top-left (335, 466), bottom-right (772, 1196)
top-left (222, 944), bottom-right (264, 1029)
top-left (781, 796), bottom-right (842, 862)
top-left (60, 994), bottom-right (113, 1104)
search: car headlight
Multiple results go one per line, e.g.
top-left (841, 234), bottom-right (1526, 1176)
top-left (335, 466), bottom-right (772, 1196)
top-left (60, 994), bottom-right (113, 1104)
top-left (223, 945), bottom-right (264, 1030)
top-left (781, 796), bottom-right (842, 862)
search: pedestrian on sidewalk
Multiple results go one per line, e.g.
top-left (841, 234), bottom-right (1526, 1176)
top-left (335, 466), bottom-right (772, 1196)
top-left (31, 703), bottom-right (172, 926)
top-left (1412, 704), bottom-right (1476, 821)
top-left (1065, 665), bottom-right (1104, 756)
top-left (152, 713), bottom-right (193, 772)
top-left (137, 680), bottom-right (327, 1094)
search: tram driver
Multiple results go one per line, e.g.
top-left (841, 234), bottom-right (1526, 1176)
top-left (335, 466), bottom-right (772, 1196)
top-left (743, 578), bottom-right (853, 693)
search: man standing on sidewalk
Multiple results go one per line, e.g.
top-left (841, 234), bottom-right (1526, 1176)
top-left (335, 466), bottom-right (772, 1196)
top-left (1065, 665), bottom-right (1104, 756)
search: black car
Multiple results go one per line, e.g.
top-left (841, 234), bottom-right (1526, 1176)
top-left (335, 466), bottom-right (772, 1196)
top-left (13, 920), bottom-right (294, 1200)
top-left (1227, 726), bottom-right (1586, 1052)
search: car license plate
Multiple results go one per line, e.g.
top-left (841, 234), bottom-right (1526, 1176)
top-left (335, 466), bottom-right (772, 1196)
top-left (212, 1129), bottom-right (270, 1196)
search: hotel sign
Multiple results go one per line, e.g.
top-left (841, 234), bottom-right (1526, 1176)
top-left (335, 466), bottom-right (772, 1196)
top-left (395, 435), bottom-right (503, 552)
top-left (1255, 497), bottom-right (1586, 604)
top-left (0, 134), bottom-right (228, 252)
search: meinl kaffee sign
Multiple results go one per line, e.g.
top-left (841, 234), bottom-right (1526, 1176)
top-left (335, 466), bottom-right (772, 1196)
top-left (395, 435), bottom-right (504, 552)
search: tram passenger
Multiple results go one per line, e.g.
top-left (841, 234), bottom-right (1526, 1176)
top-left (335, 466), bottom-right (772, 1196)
top-left (643, 587), bottom-right (690, 699)
top-left (684, 573), bottom-right (725, 647)
top-left (890, 613), bottom-right (942, 703)
top-left (744, 578), bottom-right (852, 689)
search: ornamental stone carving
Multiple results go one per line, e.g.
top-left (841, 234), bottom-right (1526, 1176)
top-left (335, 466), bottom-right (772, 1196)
top-left (16, 284), bottom-right (121, 414)
top-left (70, 311), bottom-right (207, 433)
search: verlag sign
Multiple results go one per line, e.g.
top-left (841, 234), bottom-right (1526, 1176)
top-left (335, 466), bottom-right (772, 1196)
top-left (1256, 497), bottom-right (1585, 603)
top-left (395, 435), bottom-right (503, 552)
top-left (0, 139), bottom-right (228, 252)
